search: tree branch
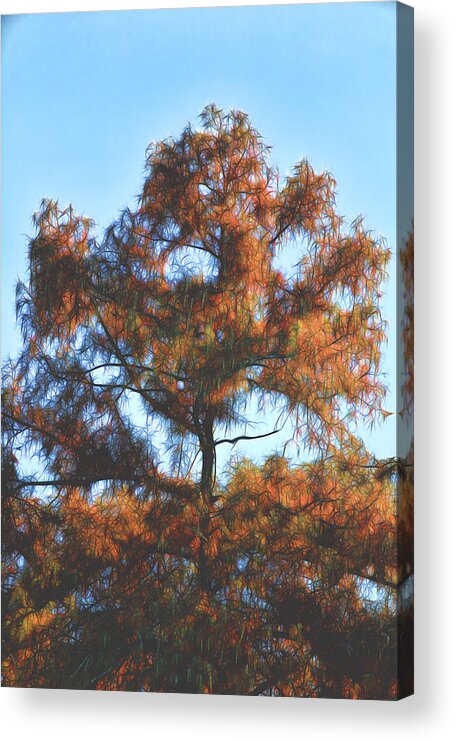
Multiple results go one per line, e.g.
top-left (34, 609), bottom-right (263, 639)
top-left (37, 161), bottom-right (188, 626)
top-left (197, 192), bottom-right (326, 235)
top-left (214, 427), bottom-right (281, 447)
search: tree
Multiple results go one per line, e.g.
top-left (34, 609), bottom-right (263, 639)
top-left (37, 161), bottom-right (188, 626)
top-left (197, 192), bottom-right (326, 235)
top-left (2, 105), bottom-right (401, 698)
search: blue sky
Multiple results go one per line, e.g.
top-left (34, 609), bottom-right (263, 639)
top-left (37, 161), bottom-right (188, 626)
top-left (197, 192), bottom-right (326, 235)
top-left (2, 2), bottom-right (398, 462)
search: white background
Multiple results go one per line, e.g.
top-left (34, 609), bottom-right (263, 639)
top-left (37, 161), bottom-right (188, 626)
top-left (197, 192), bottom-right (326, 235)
top-left (0, 0), bottom-right (454, 740)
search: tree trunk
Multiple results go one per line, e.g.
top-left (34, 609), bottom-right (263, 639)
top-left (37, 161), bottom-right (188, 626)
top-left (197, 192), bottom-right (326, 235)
top-left (198, 421), bottom-right (215, 593)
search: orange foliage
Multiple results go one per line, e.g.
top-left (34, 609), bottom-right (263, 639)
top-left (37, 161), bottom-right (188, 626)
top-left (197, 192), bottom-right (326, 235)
top-left (2, 106), bottom-right (410, 699)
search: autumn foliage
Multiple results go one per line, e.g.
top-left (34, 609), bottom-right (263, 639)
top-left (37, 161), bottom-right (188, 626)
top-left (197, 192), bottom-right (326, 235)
top-left (2, 106), bottom-right (410, 698)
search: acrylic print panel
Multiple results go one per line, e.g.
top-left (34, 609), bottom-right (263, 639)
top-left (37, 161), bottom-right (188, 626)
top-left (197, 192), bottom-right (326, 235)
top-left (1, 1), bottom-right (414, 699)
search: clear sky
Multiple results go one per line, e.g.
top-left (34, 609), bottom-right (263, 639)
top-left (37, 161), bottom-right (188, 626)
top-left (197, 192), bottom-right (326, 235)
top-left (2, 1), bottom-right (398, 463)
